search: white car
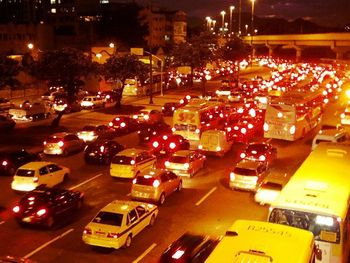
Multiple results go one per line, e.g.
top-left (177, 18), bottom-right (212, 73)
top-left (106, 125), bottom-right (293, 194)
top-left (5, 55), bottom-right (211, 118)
top-left (80, 96), bottom-right (105, 109)
top-left (82, 200), bottom-right (158, 249)
top-left (165, 150), bottom-right (206, 177)
top-left (254, 180), bottom-right (284, 205)
top-left (11, 162), bottom-right (70, 192)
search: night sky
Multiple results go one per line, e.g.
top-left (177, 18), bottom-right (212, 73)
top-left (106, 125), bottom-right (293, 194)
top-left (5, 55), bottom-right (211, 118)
top-left (156, 0), bottom-right (349, 27)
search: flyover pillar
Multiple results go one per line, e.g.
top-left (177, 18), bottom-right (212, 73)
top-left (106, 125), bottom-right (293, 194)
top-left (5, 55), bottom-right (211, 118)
top-left (266, 45), bottom-right (278, 57)
top-left (252, 46), bottom-right (257, 58)
top-left (332, 47), bottom-right (350, 60)
top-left (295, 47), bottom-right (303, 62)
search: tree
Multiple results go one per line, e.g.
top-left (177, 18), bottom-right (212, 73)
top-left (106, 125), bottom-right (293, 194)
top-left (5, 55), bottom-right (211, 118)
top-left (32, 48), bottom-right (97, 127)
top-left (0, 54), bottom-right (21, 89)
top-left (102, 54), bottom-right (149, 108)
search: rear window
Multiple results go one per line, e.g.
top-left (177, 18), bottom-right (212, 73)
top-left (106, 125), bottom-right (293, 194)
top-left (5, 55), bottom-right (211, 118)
top-left (261, 182), bottom-right (283, 191)
top-left (93, 211), bottom-right (123, 226)
top-left (46, 137), bottom-right (62, 143)
top-left (169, 155), bottom-right (188, 163)
top-left (112, 156), bottom-right (134, 165)
top-left (246, 144), bottom-right (267, 154)
top-left (134, 176), bottom-right (156, 186)
top-left (233, 167), bottom-right (257, 176)
top-left (16, 169), bottom-right (35, 177)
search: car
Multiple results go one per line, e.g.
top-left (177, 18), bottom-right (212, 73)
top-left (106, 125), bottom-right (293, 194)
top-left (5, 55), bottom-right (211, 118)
top-left (319, 123), bottom-right (344, 131)
top-left (11, 162), bottom-right (70, 192)
top-left (311, 129), bottom-right (348, 151)
top-left (12, 186), bottom-right (84, 228)
top-left (0, 149), bottom-right (42, 176)
top-left (0, 115), bottom-right (15, 131)
top-left (43, 132), bottom-right (85, 156)
top-left (164, 150), bottom-right (206, 177)
top-left (239, 142), bottom-right (277, 165)
top-left (229, 160), bottom-right (269, 191)
top-left (84, 139), bottom-right (125, 165)
top-left (41, 91), bottom-right (66, 101)
top-left (254, 178), bottom-right (284, 205)
top-left (77, 125), bottom-right (116, 143)
top-left (97, 90), bottom-right (119, 103)
top-left (82, 200), bottom-right (158, 249)
top-left (179, 95), bottom-right (200, 106)
top-left (110, 148), bottom-right (156, 178)
top-left (133, 109), bottom-right (164, 124)
top-left (80, 96), bottom-right (105, 109)
top-left (0, 97), bottom-right (13, 111)
top-left (160, 232), bottom-right (220, 263)
top-left (131, 168), bottom-right (182, 205)
top-left (340, 110), bottom-right (350, 125)
top-left (151, 134), bottom-right (190, 155)
top-left (137, 122), bottom-right (172, 144)
top-left (162, 102), bottom-right (181, 116)
top-left (108, 116), bottom-right (139, 134)
top-left (52, 98), bottom-right (81, 113)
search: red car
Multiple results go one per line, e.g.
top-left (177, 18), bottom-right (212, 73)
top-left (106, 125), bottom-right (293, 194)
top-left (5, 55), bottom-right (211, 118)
top-left (239, 142), bottom-right (277, 165)
top-left (150, 134), bottom-right (190, 155)
top-left (108, 116), bottom-right (139, 134)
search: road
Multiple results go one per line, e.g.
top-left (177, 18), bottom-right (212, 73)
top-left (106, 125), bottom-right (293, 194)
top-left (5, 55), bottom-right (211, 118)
top-left (0, 67), bottom-right (345, 262)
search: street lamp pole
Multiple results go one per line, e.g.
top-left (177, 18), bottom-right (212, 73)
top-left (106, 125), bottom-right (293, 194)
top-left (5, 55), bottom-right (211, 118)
top-left (251, 0), bottom-right (255, 36)
top-left (238, 0), bottom-right (242, 36)
top-left (229, 6), bottom-right (235, 35)
top-left (220, 11), bottom-right (226, 35)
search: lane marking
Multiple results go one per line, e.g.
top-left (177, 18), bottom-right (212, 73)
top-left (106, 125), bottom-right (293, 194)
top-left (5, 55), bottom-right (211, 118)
top-left (133, 243), bottom-right (157, 263)
top-left (0, 221), bottom-right (4, 225)
top-left (334, 110), bottom-right (338, 116)
top-left (266, 138), bottom-right (272, 143)
top-left (23, 228), bottom-right (74, 259)
top-left (69, 173), bottom-right (103, 190)
top-left (195, 187), bottom-right (217, 206)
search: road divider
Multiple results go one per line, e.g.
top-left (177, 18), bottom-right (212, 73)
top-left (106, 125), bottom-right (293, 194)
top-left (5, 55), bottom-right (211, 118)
top-left (195, 187), bottom-right (217, 206)
top-left (132, 243), bottom-right (157, 263)
top-left (69, 173), bottom-right (103, 190)
top-left (23, 228), bottom-right (74, 259)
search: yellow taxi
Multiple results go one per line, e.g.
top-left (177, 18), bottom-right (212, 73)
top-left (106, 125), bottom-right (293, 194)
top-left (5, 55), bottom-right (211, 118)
top-left (82, 200), bottom-right (158, 249)
top-left (110, 148), bottom-right (156, 178)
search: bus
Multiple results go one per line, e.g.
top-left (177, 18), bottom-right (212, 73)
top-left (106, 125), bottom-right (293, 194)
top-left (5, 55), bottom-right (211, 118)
top-left (122, 72), bottom-right (167, 96)
top-left (268, 143), bottom-right (350, 263)
top-left (205, 219), bottom-right (319, 263)
top-left (264, 90), bottom-right (324, 141)
top-left (172, 99), bottom-right (226, 141)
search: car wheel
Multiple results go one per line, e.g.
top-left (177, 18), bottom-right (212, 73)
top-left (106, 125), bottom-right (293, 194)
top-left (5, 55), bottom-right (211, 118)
top-left (46, 216), bottom-right (55, 229)
top-left (158, 193), bottom-right (166, 205)
top-left (149, 214), bottom-right (156, 227)
top-left (177, 181), bottom-right (182, 192)
top-left (124, 234), bottom-right (132, 248)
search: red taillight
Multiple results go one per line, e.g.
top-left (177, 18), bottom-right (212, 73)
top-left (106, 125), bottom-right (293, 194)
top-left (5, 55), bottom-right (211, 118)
top-left (13, 205), bottom-right (20, 213)
top-left (83, 228), bottom-right (92, 235)
top-left (33, 177), bottom-right (39, 183)
top-left (172, 249), bottom-right (185, 259)
top-left (100, 146), bottom-right (105, 153)
top-left (107, 232), bottom-right (119, 239)
top-left (169, 142), bottom-right (176, 149)
top-left (36, 208), bottom-right (47, 217)
top-left (2, 160), bottom-right (7, 166)
top-left (43, 141), bottom-right (47, 145)
top-left (58, 141), bottom-right (64, 147)
top-left (152, 141), bottom-right (159, 148)
top-left (153, 179), bottom-right (160, 188)
top-left (132, 178), bottom-right (137, 184)
top-left (240, 152), bottom-right (246, 159)
top-left (109, 122), bottom-right (113, 127)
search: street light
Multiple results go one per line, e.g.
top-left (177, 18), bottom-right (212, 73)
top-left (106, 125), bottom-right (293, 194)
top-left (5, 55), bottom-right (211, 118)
top-left (109, 42), bottom-right (114, 48)
top-left (229, 6), bottom-right (235, 35)
top-left (251, 0), bottom-right (255, 36)
top-left (212, 20), bottom-right (216, 31)
top-left (27, 43), bottom-right (34, 50)
top-left (220, 11), bottom-right (226, 34)
top-left (206, 16), bottom-right (212, 30)
top-left (238, 0), bottom-right (242, 36)
top-left (245, 24), bottom-right (248, 35)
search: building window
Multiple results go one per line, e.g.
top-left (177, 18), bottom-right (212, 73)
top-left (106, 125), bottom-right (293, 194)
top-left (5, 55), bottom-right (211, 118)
top-left (51, 8), bottom-right (56, 13)
top-left (50, 0), bottom-right (55, 4)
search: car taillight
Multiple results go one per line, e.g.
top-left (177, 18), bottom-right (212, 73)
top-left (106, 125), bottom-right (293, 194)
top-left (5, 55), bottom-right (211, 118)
top-left (169, 142), bottom-right (176, 149)
top-left (259, 155), bottom-right (266, 161)
top-left (143, 115), bottom-right (149, 120)
top-left (2, 160), bottom-right (7, 166)
top-left (83, 228), bottom-right (92, 235)
top-left (241, 128), bottom-right (247, 134)
top-left (152, 141), bottom-right (159, 148)
top-left (172, 127), bottom-right (176, 132)
top-left (33, 177), bottom-right (39, 183)
top-left (120, 122), bottom-right (126, 127)
top-left (162, 106), bottom-right (165, 110)
top-left (230, 172), bottom-right (235, 181)
top-left (100, 146), bottom-right (105, 153)
top-left (13, 205), bottom-right (20, 213)
top-left (240, 152), bottom-right (246, 158)
top-left (341, 113), bottom-right (345, 119)
top-left (164, 161), bottom-right (170, 167)
top-left (36, 208), bottom-right (47, 217)
top-left (172, 249), bottom-right (185, 259)
top-left (216, 146), bottom-right (221, 152)
top-left (58, 141), bottom-right (64, 147)
top-left (107, 232), bottom-right (119, 239)
top-left (198, 144), bottom-right (203, 150)
top-left (195, 129), bottom-right (200, 134)
top-left (109, 122), bottom-right (113, 127)
top-left (132, 178), bottom-right (137, 184)
top-left (43, 141), bottom-right (47, 145)
top-left (183, 163), bottom-right (189, 169)
top-left (153, 179), bottom-right (160, 188)
top-left (289, 125), bottom-right (296, 135)
top-left (263, 123), bottom-right (269, 131)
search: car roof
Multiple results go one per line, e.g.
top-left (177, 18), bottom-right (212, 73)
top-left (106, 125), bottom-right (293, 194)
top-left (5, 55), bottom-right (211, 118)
top-left (173, 150), bottom-right (195, 157)
top-left (139, 168), bottom-right (165, 178)
top-left (117, 148), bottom-right (148, 156)
top-left (101, 200), bottom-right (150, 214)
top-left (18, 161), bottom-right (55, 169)
top-left (316, 129), bottom-right (347, 138)
top-left (235, 159), bottom-right (262, 169)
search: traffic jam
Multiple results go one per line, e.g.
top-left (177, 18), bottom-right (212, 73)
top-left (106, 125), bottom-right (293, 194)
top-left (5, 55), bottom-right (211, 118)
top-left (0, 57), bottom-right (349, 262)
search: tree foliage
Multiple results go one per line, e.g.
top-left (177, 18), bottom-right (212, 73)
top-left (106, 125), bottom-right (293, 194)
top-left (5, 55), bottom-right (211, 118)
top-left (0, 55), bottom-right (21, 89)
top-left (215, 37), bottom-right (250, 61)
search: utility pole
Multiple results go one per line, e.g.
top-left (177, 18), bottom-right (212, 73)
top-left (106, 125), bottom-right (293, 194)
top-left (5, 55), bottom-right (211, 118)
top-left (148, 5), bottom-right (154, 104)
top-left (238, 0), bottom-right (242, 36)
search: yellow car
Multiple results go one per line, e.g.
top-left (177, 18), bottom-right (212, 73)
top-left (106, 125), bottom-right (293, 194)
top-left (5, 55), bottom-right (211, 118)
top-left (82, 200), bottom-right (158, 249)
top-left (110, 148), bottom-right (156, 178)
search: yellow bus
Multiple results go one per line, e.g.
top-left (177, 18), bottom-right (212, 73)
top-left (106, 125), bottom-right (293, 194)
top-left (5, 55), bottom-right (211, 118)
top-left (205, 219), bottom-right (318, 263)
top-left (268, 143), bottom-right (350, 263)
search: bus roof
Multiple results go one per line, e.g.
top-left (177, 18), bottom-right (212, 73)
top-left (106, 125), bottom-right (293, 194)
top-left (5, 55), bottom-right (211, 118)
top-left (271, 89), bottom-right (323, 105)
top-left (205, 220), bottom-right (314, 263)
top-left (181, 99), bottom-right (224, 110)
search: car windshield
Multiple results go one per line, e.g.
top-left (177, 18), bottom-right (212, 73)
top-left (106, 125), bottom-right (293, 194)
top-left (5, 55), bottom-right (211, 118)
top-left (233, 167), bottom-right (257, 176)
top-left (169, 155), bottom-right (188, 163)
top-left (260, 182), bottom-right (283, 191)
top-left (269, 208), bottom-right (340, 243)
top-left (46, 137), bottom-right (62, 143)
top-left (16, 169), bottom-right (35, 177)
top-left (112, 156), bottom-right (134, 165)
top-left (82, 126), bottom-right (95, 131)
top-left (134, 176), bottom-right (156, 186)
top-left (93, 211), bottom-right (123, 226)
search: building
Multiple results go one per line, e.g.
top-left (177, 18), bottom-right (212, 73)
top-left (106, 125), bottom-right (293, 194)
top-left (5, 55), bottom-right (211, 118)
top-left (140, 7), bottom-right (187, 48)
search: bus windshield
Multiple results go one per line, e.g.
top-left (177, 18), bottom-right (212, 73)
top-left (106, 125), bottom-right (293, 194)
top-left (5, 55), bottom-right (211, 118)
top-left (266, 104), bottom-right (295, 122)
top-left (269, 208), bottom-right (340, 243)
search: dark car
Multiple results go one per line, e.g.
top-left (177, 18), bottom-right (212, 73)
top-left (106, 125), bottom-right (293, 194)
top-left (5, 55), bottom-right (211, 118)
top-left (138, 122), bottom-right (172, 144)
top-left (12, 186), bottom-right (84, 228)
top-left (77, 124), bottom-right (116, 143)
top-left (84, 139), bottom-right (125, 165)
top-left (108, 115), bottom-right (139, 134)
top-left (97, 90), bottom-right (118, 103)
top-left (160, 232), bottom-right (220, 263)
top-left (162, 102), bottom-right (181, 116)
top-left (0, 115), bottom-right (15, 131)
top-left (151, 134), bottom-right (190, 155)
top-left (0, 149), bottom-right (41, 176)
top-left (0, 98), bottom-right (13, 111)
top-left (239, 142), bottom-right (277, 165)
top-left (52, 98), bottom-right (81, 113)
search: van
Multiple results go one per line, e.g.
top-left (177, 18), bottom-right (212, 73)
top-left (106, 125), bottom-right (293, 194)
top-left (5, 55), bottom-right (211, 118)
top-left (311, 129), bottom-right (348, 150)
top-left (198, 130), bottom-right (233, 157)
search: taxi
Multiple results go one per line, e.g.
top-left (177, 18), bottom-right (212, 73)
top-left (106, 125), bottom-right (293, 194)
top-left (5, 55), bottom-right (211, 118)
top-left (164, 150), bottom-right (206, 177)
top-left (11, 162), bottom-right (70, 192)
top-left (82, 200), bottom-right (158, 249)
top-left (110, 148), bottom-right (156, 178)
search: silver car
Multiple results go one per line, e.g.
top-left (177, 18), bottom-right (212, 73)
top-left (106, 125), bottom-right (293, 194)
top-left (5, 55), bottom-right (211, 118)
top-left (131, 168), bottom-right (182, 205)
top-left (43, 132), bottom-right (85, 156)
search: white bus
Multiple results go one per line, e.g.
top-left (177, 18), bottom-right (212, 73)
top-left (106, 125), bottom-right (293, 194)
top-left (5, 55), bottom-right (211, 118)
top-left (264, 90), bottom-right (324, 141)
top-left (205, 219), bottom-right (319, 263)
top-left (172, 99), bottom-right (226, 141)
top-left (268, 143), bottom-right (350, 263)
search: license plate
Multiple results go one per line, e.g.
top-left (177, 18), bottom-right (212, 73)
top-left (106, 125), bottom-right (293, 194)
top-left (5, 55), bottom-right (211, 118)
top-left (22, 217), bottom-right (31, 222)
top-left (89, 153), bottom-right (95, 156)
top-left (160, 150), bottom-right (166, 154)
